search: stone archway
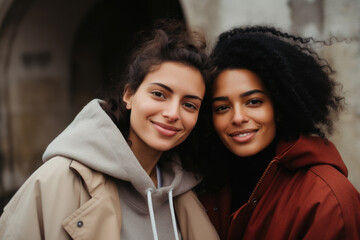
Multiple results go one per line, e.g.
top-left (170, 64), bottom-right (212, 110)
top-left (0, 0), bottom-right (100, 195)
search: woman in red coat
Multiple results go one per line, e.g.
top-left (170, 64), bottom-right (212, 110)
top-left (198, 26), bottom-right (360, 239)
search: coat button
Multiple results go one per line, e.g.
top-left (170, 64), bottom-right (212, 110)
top-left (77, 220), bottom-right (84, 228)
top-left (252, 198), bottom-right (258, 204)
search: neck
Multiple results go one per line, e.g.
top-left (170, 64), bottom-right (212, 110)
top-left (227, 136), bottom-right (279, 212)
top-left (227, 136), bottom-right (279, 176)
top-left (127, 138), bottom-right (162, 186)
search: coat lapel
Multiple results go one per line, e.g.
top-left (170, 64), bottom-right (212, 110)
top-left (62, 161), bottom-right (122, 240)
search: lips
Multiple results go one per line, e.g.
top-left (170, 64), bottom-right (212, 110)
top-left (151, 121), bottom-right (181, 137)
top-left (229, 129), bottom-right (258, 143)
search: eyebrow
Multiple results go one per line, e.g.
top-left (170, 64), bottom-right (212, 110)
top-left (212, 89), bottom-right (266, 102)
top-left (151, 83), bottom-right (173, 93)
top-left (212, 96), bottom-right (229, 102)
top-left (240, 89), bottom-right (265, 97)
top-left (150, 82), bottom-right (202, 101)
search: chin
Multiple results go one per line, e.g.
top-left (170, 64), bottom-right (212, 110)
top-left (152, 142), bottom-right (177, 152)
top-left (228, 145), bottom-right (263, 158)
top-left (234, 152), bottom-right (257, 158)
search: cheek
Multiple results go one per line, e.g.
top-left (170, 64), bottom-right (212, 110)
top-left (132, 99), bottom-right (156, 115)
top-left (212, 114), bottom-right (227, 132)
top-left (262, 108), bottom-right (276, 129)
top-left (182, 113), bottom-right (199, 131)
top-left (257, 108), bottom-right (277, 140)
top-left (253, 105), bottom-right (275, 125)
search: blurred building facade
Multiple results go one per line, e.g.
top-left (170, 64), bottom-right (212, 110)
top-left (1, 0), bottom-right (359, 207)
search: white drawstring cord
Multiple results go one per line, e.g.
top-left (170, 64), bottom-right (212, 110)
top-left (146, 188), bottom-right (159, 240)
top-left (146, 187), bottom-right (179, 240)
top-left (168, 189), bottom-right (179, 240)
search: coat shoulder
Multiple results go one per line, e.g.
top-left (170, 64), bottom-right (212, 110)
top-left (4, 156), bottom-right (79, 211)
top-left (309, 164), bottom-right (360, 203)
top-left (307, 164), bottom-right (360, 238)
top-left (0, 156), bottom-right (89, 240)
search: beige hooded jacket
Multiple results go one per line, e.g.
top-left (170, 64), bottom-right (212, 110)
top-left (0, 99), bottom-right (218, 240)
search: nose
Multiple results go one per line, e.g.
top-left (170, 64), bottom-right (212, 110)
top-left (232, 104), bottom-right (248, 125)
top-left (162, 100), bottom-right (180, 122)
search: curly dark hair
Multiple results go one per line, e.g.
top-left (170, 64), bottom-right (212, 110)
top-left (196, 25), bottom-right (345, 192)
top-left (102, 19), bottom-right (211, 173)
top-left (209, 25), bottom-right (344, 140)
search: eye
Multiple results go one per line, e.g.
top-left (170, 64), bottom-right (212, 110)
top-left (214, 105), bottom-right (230, 113)
top-left (183, 102), bottom-right (198, 112)
top-left (247, 99), bottom-right (263, 106)
top-left (151, 90), bottom-right (166, 99)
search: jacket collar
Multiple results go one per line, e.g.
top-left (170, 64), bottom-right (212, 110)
top-left (245, 135), bottom-right (347, 210)
top-left (275, 135), bottom-right (347, 176)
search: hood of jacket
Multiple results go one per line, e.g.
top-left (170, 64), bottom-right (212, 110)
top-left (42, 99), bottom-right (200, 201)
top-left (275, 135), bottom-right (348, 176)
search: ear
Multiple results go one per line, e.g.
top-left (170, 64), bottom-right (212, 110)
top-left (123, 85), bottom-right (133, 110)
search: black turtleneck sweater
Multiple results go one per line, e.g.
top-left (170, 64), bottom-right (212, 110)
top-left (226, 138), bottom-right (279, 213)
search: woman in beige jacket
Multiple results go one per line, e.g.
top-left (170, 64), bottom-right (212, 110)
top-left (0, 20), bottom-right (218, 240)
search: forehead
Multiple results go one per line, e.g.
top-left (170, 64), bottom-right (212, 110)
top-left (213, 69), bottom-right (266, 96)
top-left (142, 61), bottom-right (205, 96)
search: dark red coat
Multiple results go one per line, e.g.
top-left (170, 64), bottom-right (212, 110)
top-left (199, 135), bottom-right (360, 240)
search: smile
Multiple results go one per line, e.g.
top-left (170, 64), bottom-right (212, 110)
top-left (229, 130), bottom-right (257, 143)
top-left (151, 121), bottom-right (181, 137)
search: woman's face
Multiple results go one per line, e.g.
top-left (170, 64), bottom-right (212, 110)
top-left (212, 69), bottom-right (276, 157)
top-left (123, 61), bottom-right (205, 153)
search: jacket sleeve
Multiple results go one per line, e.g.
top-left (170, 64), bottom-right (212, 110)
top-left (0, 157), bottom-right (88, 240)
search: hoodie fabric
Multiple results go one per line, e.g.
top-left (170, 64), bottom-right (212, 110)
top-left (0, 99), bottom-right (218, 240)
top-left (199, 135), bottom-right (360, 240)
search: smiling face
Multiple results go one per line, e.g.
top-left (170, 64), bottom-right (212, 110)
top-left (123, 61), bottom-right (205, 155)
top-left (212, 69), bottom-right (276, 157)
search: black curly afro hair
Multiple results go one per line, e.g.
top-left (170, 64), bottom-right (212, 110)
top-left (209, 25), bottom-right (345, 140)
